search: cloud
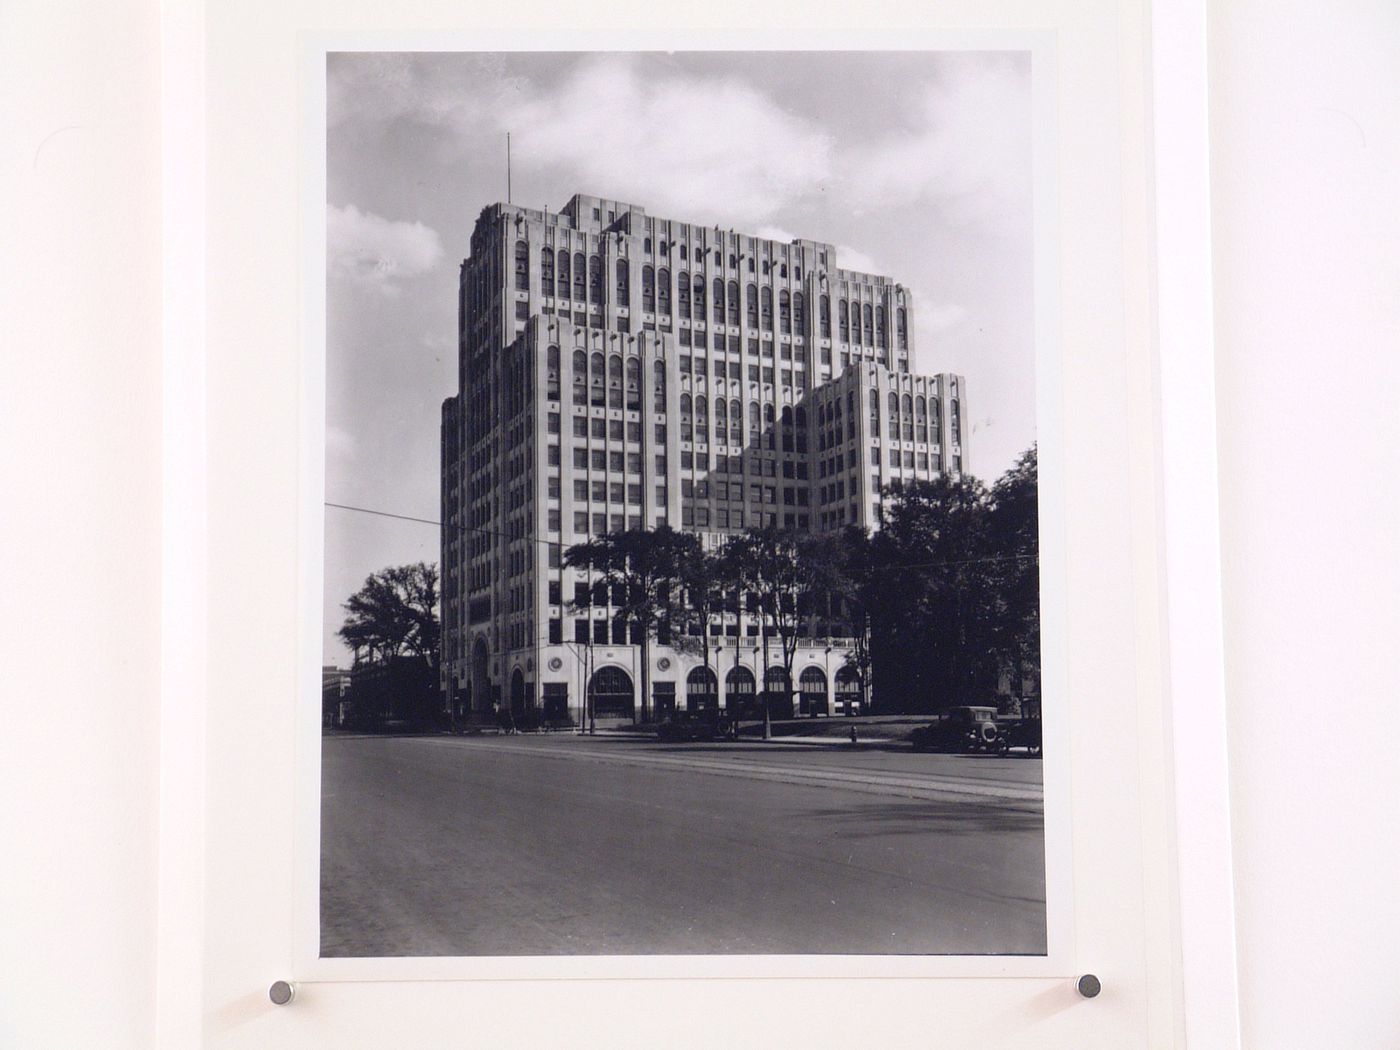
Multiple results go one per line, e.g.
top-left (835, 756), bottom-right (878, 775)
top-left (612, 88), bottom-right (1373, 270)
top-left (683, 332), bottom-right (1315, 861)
top-left (498, 56), bottom-right (834, 227)
top-left (918, 301), bottom-right (968, 334)
top-left (841, 54), bottom-right (1031, 231)
top-left (835, 245), bottom-right (882, 276)
top-left (327, 203), bottom-right (443, 294)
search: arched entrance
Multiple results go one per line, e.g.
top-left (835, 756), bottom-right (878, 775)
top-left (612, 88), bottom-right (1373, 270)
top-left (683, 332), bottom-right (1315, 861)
top-left (725, 666), bottom-right (756, 719)
top-left (835, 666), bottom-right (862, 716)
top-left (764, 667), bottom-right (793, 720)
top-left (588, 665), bottom-right (635, 721)
top-left (799, 666), bottom-right (829, 716)
top-left (686, 666), bottom-right (718, 713)
top-left (470, 637), bottom-right (490, 719)
top-left (510, 667), bottom-right (526, 718)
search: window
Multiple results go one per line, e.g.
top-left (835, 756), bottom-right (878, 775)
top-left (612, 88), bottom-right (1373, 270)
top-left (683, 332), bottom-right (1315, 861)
top-left (897, 306), bottom-right (908, 349)
top-left (573, 448), bottom-right (588, 468)
top-left (728, 280), bottom-right (740, 325)
top-left (677, 270), bottom-right (690, 318)
top-left (573, 479), bottom-right (588, 501)
top-left (625, 356), bottom-right (641, 411)
top-left (794, 291), bottom-right (805, 330)
top-left (654, 373), bottom-right (666, 412)
top-left (876, 305), bottom-right (887, 348)
top-left (761, 286), bottom-right (773, 330)
top-left (540, 247), bottom-right (555, 296)
top-left (591, 417), bottom-right (606, 438)
top-left (557, 251), bottom-right (571, 298)
top-left (573, 252), bottom-right (586, 300)
top-left (616, 258), bottom-right (629, 300)
top-left (694, 275), bottom-right (706, 318)
top-left (839, 299), bottom-right (849, 341)
top-left (713, 277), bottom-right (725, 321)
top-left (658, 268), bottom-right (671, 313)
top-left (514, 239), bottom-right (529, 291)
top-left (863, 303), bottom-right (874, 343)
top-left (642, 264), bottom-right (655, 312)
top-left (589, 254), bottom-right (603, 303)
top-left (779, 290), bottom-right (791, 334)
top-left (819, 294), bottom-right (830, 338)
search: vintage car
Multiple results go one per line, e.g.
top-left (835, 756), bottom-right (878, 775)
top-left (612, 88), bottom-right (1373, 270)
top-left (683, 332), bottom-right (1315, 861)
top-left (655, 712), bottom-right (734, 743)
top-left (999, 717), bottom-right (1043, 757)
top-left (909, 706), bottom-right (1005, 753)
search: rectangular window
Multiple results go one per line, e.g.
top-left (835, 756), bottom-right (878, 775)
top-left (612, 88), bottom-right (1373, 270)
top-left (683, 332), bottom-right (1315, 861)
top-left (547, 509), bottom-right (561, 531)
top-left (593, 513), bottom-right (606, 533)
top-left (610, 482), bottom-right (624, 503)
top-left (627, 422), bottom-right (641, 442)
top-left (574, 511), bottom-right (588, 532)
top-left (575, 619), bottom-right (589, 643)
top-left (548, 445), bottom-right (561, 466)
top-left (547, 413), bottom-right (560, 434)
top-left (696, 507), bottom-right (710, 527)
top-left (548, 581), bottom-right (562, 605)
top-left (573, 479), bottom-right (588, 500)
top-left (594, 620), bottom-right (608, 643)
top-left (548, 618), bottom-right (562, 644)
top-left (609, 451), bottom-right (624, 471)
top-left (592, 480), bottom-right (606, 502)
top-left (627, 484), bottom-right (642, 505)
top-left (573, 417), bottom-right (588, 437)
top-left (547, 476), bottom-right (561, 498)
top-left (574, 448), bottom-right (588, 468)
top-left (591, 450), bottom-right (606, 470)
top-left (591, 418), bottom-right (606, 438)
top-left (609, 419), bottom-right (623, 440)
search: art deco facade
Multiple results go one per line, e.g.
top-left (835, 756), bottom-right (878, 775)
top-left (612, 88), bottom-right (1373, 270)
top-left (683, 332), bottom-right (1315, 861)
top-left (441, 192), bottom-right (969, 724)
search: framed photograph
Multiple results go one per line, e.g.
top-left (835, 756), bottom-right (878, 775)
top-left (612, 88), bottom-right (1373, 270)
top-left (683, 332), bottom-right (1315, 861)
top-left (160, 1), bottom-right (1239, 1047)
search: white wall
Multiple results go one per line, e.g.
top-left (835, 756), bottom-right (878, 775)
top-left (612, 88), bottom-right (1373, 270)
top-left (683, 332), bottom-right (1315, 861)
top-left (1209, 2), bottom-right (1400, 1047)
top-left (0, 1), bottom-right (163, 1048)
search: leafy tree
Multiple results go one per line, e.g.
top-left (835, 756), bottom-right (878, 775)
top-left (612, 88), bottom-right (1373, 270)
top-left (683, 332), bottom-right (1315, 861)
top-left (802, 525), bottom-right (877, 709)
top-left (564, 527), bottom-right (698, 723)
top-left (869, 474), bottom-right (999, 712)
top-left (720, 526), bottom-right (810, 738)
top-left (338, 562), bottom-right (440, 672)
top-left (672, 548), bottom-right (727, 711)
top-left (986, 445), bottom-right (1040, 700)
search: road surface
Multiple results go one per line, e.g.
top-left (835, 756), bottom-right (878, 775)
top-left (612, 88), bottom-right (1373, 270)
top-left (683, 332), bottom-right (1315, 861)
top-left (321, 733), bottom-right (1046, 957)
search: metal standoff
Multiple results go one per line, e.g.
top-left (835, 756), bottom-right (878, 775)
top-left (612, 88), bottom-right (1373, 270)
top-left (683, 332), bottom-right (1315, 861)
top-left (1076, 974), bottom-right (1102, 999)
top-left (268, 980), bottom-right (296, 1006)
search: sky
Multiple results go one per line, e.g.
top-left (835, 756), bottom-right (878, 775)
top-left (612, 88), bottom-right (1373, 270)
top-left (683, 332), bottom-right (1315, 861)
top-left (324, 50), bottom-right (1035, 665)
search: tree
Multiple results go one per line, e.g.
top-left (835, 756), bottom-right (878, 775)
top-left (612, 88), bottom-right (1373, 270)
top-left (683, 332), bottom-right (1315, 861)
top-left (564, 527), bottom-right (698, 724)
top-left (986, 445), bottom-right (1040, 706)
top-left (802, 525), bottom-right (877, 710)
top-left (869, 474), bottom-right (1000, 712)
top-left (338, 562), bottom-right (440, 670)
top-left (337, 562), bottom-right (441, 729)
top-left (672, 548), bottom-right (726, 714)
top-left (720, 526), bottom-right (810, 738)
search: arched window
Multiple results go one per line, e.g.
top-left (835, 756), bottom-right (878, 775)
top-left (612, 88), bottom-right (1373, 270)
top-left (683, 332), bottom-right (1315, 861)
top-left (693, 275), bottom-right (706, 318)
top-left (572, 252), bottom-right (586, 300)
top-left (588, 254), bottom-right (603, 303)
top-left (869, 392), bottom-right (880, 436)
top-left (746, 284), bottom-right (759, 328)
top-left (714, 398), bottom-right (727, 440)
top-left (779, 290), bottom-right (791, 334)
top-left (897, 306), bottom-right (908, 349)
top-left (625, 357), bottom-right (641, 411)
top-left (729, 398), bottom-right (742, 441)
top-left (642, 264), bottom-right (655, 312)
top-left (572, 350), bottom-right (587, 405)
top-left (749, 401), bottom-right (760, 435)
top-left (590, 351), bottom-right (606, 407)
top-left (727, 280), bottom-right (740, 325)
top-left (546, 345), bottom-right (560, 401)
top-left (761, 286), bottom-right (773, 330)
top-left (677, 270), bottom-right (691, 319)
top-left (839, 299), bottom-right (850, 342)
top-left (888, 391), bottom-right (899, 430)
top-left (799, 666), bottom-right (828, 716)
top-left (930, 396), bottom-right (942, 438)
top-left (915, 396), bottom-right (928, 442)
top-left (780, 405), bottom-right (794, 452)
top-left (514, 240), bottom-right (529, 291)
top-left (654, 371), bottom-right (666, 412)
top-left (876, 305), bottom-right (886, 347)
top-left (686, 666), bottom-right (718, 712)
top-left (680, 393), bottom-right (693, 431)
top-left (863, 303), bottom-right (874, 343)
top-left (695, 394), bottom-right (709, 424)
top-left (713, 277), bottom-right (725, 321)
top-left (726, 666), bottom-right (756, 712)
top-left (763, 403), bottom-right (775, 449)
top-left (794, 291), bottom-right (805, 330)
top-left (557, 251), bottom-right (571, 299)
top-left (540, 247), bottom-right (555, 297)
top-left (951, 399), bottom-right (961, 445)
top-left (658, 268), bottom-right (671, 314)
top-left (901, 393), bottom-right (914, 440)
top-left (608, 354), bottom-right (624, 409)
top-left (616, 258), bottom-right (629, 300)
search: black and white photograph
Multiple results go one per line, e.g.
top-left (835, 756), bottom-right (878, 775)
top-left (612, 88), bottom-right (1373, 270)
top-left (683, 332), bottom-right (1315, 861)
top-left (320, 49), bottom-right (1047, 959)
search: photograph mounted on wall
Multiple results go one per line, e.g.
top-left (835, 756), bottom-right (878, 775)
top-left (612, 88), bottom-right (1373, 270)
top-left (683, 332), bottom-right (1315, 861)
top-left (320, 49), bottom-right (1046, 958)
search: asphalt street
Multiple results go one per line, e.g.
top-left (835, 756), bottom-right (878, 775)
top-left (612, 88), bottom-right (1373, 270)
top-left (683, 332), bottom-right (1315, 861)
top-left (320, 733), bottom-right (1046, 957)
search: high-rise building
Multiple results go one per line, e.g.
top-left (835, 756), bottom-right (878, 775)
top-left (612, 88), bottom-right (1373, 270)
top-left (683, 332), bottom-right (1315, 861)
top-left (441, 192), bottom-right (969, 725)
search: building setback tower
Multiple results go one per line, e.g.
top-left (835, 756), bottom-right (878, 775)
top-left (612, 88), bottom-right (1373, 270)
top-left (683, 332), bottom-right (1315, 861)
top-left (441, 193), bottom-right (969, 725)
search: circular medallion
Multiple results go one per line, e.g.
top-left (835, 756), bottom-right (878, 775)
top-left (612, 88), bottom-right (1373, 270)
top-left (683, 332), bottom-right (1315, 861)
top-left (548, 657), bottom-right (563, 672)
top-left (658, 657), bottom-right (671, 671)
